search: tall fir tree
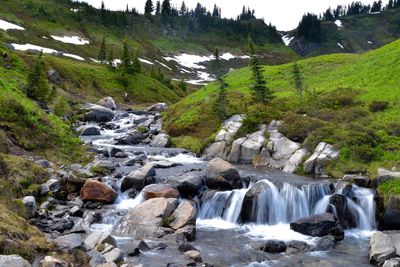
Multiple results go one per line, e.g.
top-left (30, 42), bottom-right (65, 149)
top-left (155, 1), bottom-right (161, 15)
top-left (248, 38), bottom-right (274, 104)
top-left (292, 61), bottom-right (303, 96)
top-left (120, 39), bottom-right (133, 74)
top-left (26, 52), bottom-right (51, 102)
top-left (100, 1), bottom-right (106, 24)
top-left (212, 47), bottom-right (228, 120)
top-left (180, 1), bottom-right (187, 16)
top-left (107, 49), bottom-right (114, 70)
top-left (161, 0), bottom-right (171, 16)
top-left (144, 0), bottom-right (154, 15)
top-left (98, 37), bottom-right (107, 64)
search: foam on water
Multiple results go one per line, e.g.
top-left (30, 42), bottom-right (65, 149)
top-left (116, 192), bottom-right (144, 210)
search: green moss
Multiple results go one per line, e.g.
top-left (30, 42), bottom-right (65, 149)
top-left (378, 179), bottom-right (400, 204)
top-left (170, 136), bottom-right (204, 155)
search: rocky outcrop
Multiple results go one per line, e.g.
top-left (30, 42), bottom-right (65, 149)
top-left (98, 97), bottom-right (117, 110)
top-left (113, 198), bottom-right (177, 238)
top-left (204, 158), bottom-right (241, 190)
top-left (146, 103), bottom-right (168, 112)
top-left (227, 125), bottom-right (266, 163)
top-left (379, 196), bottom-right (400, 230)
top-left (290, 213), bottom-right (344, 241)
top-left (82, 104), bottom-right (114, 123)
top-left (203, 115), bottom-right (245, 159)
top-left (369, 231), bottom-right (397, 265)
top-left (80, 179), bottom-right (117, 203)
top-left (121, 164), bottom-right (156, 192)
top-left (266, 131), bottom-right (301, 169)
top-left (142, 184), bottom-right (179, 200)
top-left (303, 142), bottom-right (339, 176)
top-left (375, 168), bottom-right (400, 187)
top-left (282, 149), bottom-right (308, 173)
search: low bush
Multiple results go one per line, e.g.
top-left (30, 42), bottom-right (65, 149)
top-left (279, 113), bottom-right (323, 143)
top-left (369, 101), bottom-right (389, 112)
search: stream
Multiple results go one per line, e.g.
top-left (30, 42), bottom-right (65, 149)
top-left (79, 108), bottom-right (376, 267)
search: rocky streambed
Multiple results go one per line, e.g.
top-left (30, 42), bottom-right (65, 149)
top-left (10, 98), bottom-right (400, 267)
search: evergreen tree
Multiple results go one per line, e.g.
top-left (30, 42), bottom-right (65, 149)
top-left (100, 1), bottom-right (106, 24)
top-left (107, 49), bottom-right (114, 70)
top-left (292, 61), bottom-right (303, 96)
top-left (212, 47), bottom-right (228, 120)
top-left (98, 37), bottom-right (107, 64)
top-left (248, 38), bottom-right (274, 104)
top-left (212, 4), bottom-right (221, 18)
top-left (296, 13), bottom-right (323, 42)
top-left (155, 1), bottom-right (161, 15)
top-left (161, 0), bottom-right (171, 16)
top-left (145, 0), bottom-right (154, 15)
top-left (120, 39), bottom-right (133, 74)
top-left (26, 52), bottom-right (51, 102)
top-left (388, 0), bottom-right (394, 9)
top-left (132, 52), bottom-right (141, 73)
top-left (180, 1), bottom-right (187, 16)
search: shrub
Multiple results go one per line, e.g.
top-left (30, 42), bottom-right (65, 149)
top-left (279, 114), bottom-right (323, 143)
top-left (388, 122), bottom-right (400, 137)
top-left (369, 101), bottom-right (389, 112)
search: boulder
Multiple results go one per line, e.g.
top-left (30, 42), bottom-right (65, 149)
top-left (98, 97), bottom-right (117, 110)
top-left (286, 240), bottom-right (311, 254)
top-left (226, 137), bottom-right (246, 163)
top-left (150, 133), bottom-right (170, 148)
top-left (53, 233), bottom-right (82, 250)
top-left (290, 213), bottom-right (344, 240)
top-left (240, 126), bottom-right (267, 163)
top-left (204, 158), bottom-right (241, 189)
top-left (165, 172), bottom-right (204, 198)
top-left (262, 240), bottom-right (287, 253)
top-left (303, 142), bottom-right (339, 176)
top-left (121, 164), bottom-right (156, 192)
top-left (315, 235), bottom-right (336, 251)
top-left (47, 69), bottom-right (61, 84)
top-left (203, 141), bottom-right (226, 160)
top-left (267, 131), bottom-right (301, 169)
top-left (240, 181), bottom-right (273, 223)
top-left (117, 133), bottom-right (146, 145)
top-left (80, 179), bottom-right (117, 203)
top-left (0, 255), bottom-right (31, 267)
top-left (83, 104), bottom-right (114, 123)
top-left (81, 127), bottom-right (101, 136)
top-left (169, 200), bottom-right (197, 230)
top-left (383, 258), bottom-right (400, 267)
top-left (142, 184), bottom-right (179, 200)
top-left (84, 231), bottom-right (117, 250)
top-left (283, 149), bottom-right (308, 173)
top-left (175, 225), bottom-right (196, 242)
top-left (40, 256), bottom-right (68, 267)
top-left (45, 178), bottom-right (60, 192)
top-left (380, 196), bottom-right (400, 230)
top-left (369, 231), bottom-right (396, 264)
top-left (102, 247), bottom-right (123, 263)
top-left (124, 240), bottom-right (151, 256)
top-left (343, 174), bottom-right (371, 188)
top-left (375, 168), bottom-right (400, 187)
top-left (22, 196), bottom-right (37, 218)
top-left (113, 198), bottom-right (178, 238)
top-left (146, 103), bottom-right (168, 112)
top-left (184, 250), bottom-right (202, 263)
top-left (328, 194), bottom-right (356, 229)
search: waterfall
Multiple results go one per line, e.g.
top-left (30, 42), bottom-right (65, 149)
top-left (199, 179), bottom-right (376, 231)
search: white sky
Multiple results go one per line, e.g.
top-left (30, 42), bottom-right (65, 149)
top-left (75, 0), bottom-right (381, 30)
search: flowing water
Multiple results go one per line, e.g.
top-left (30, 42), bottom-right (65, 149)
top-left (80, 110), bottom-right (375, 266)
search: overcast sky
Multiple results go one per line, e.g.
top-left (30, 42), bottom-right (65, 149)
top-left (75, 0), bottom-right (381, 30)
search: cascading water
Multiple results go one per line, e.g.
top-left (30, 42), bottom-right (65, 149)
top-left (199, 179), bottom-right (376, 231)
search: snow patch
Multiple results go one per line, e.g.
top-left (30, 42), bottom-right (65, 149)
top-left (282, 35), bottom-right (294, 46)
top-left (220, 52), bottom-right (235, 60)
top-left (155, 60), bottom-right (172, 71)
top-left (90, 58), bottom-right (101, 63)
top-left (337, 42), bottom-right (344, 49)
top-left (138, 58), bottom-right (154, 65)
top-left (334, 20), bottom-right (343, 28)
top-left (163, 53), bottom-right (212, 69)
top-left (0, 19), bottom-right (25, 31)
top-left (186, 71), bottom-right (215, 86)
top-left (51, 35), bottom-right (90, 45)
top-left (11, 43), bottom-right (84, 60)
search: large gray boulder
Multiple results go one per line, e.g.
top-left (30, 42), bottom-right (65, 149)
top-left (0, 255), bottom-right (31, 267)
top-left (369, 231), bottom-right (397, 264)
top-left (165, 171), bottom-right (204, 198)
top-left (53, 233), bottom-right (82, 249)
top-left (283, 149), bottom-right (308, 173)
top-left (22, 196), bottom-right (37, 218)
top-left (240, 180), bottom-right (274, 223)
top-left (227, 126), bottom-right (266, 163)
top-left (227, 137), bottom-right (246, 163)
top-left (267, 131), bottom-right (301, 169)
top-left (121, 164), bottom-right (156, 192)
top-left (81, 127), bottom-right (101, 136)
top-left (98, 97), bottom-right (117, 110)
top-left (83, 104), bottom-right (114, 122)
top-left (380, 196), bottom-right (400, 230)
top-left (203, 114), bottom-right (245, 159)
top-left (169, 200), bottom-right (197, 230)
top-left (150, 133), bottom-right (170, 147)
top-left (84, 231), bottom-right (117, 250)
top-left (290, 213), bottom-right (344, 240)
top-left (303, 142), bottom-right (339, 176)
top-left (204, 158), bottom-right (241, 190)
top-left (113, 198), bottom-right (177, 238)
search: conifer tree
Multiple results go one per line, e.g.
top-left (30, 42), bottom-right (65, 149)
top-left (107, 49), bottom-right (114, 70)
top-left (248, 38), bottom-right (274, 104)
top-left (161, 0), bottom-right (171, 16)
top-left (212, 47), bottom-right (228, 120)
top-left (293, 61), bottom-right (303, 96)
top-left (180, 1), bottom-right (187, 16)
top-left (100, 1), bottom-right (106, 24)
top-left (145, 0), bottom-right (154, 15)
top-left (120, 39), bottom-right (133, 74)
top-left (26, 52), bottom-right (51, 102)
top-left (98, 37), bottom-right (107, 64)
top-left (155, 1), bottom-right (161, 15)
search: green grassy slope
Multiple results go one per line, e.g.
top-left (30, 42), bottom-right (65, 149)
top-left (165, 40), bottom-right (400, 176)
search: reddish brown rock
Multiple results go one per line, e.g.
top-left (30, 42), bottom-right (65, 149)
top-left (142, 184), bottom-right (179, 200)
top-left (80, 179), bottom-right (117, 203)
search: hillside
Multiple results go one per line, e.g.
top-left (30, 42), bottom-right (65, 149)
top-left (287, 8), bottom-right (400, 57)
top-left (165, 39), bottom-right (400, 177)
